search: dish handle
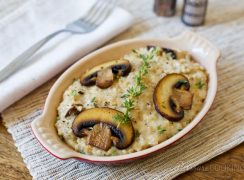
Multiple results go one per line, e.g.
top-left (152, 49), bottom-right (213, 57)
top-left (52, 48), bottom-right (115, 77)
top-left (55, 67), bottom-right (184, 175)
top-left (172, 31), bottom-right (220, 66)
top-left (31, 116), bottom-right (77, 160)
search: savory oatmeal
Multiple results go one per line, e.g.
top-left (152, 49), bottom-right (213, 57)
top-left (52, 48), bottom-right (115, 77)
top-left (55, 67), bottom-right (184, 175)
top-left (56, 46), bottom-right (208, 156)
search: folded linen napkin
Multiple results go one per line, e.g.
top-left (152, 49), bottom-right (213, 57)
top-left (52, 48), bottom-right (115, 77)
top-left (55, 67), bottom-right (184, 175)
top-left (0, 0), bottom-right (134, 112)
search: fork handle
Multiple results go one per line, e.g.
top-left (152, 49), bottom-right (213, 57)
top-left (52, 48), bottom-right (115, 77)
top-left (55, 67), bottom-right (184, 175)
top-left (0, 29), bottom-right (69, 82)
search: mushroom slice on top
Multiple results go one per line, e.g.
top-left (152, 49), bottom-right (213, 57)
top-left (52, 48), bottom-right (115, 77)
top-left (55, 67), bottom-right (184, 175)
top-left (96, 68), bottom-right (114, 89)
top-left (80, 59), bottom-right (131, 87)
top-left (153, 73), bottom-right (193, 121)
top-left (146, 45), bottom-right (188, 60)
top-left (162, 48), bottom-right (177, 59)
top-left (87, 123), bottom-right (112, 151)
top-left (65, 104), bottom-right (83, 118)
top-left (171, 89), bottom-right (193, 110)
top-left (72, 107), bottom-right (134, 150)
top-left (147, 46), bottom-right (177, 59)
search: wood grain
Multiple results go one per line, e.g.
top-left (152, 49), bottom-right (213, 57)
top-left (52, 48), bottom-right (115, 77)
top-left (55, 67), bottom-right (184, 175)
top-left (0, 118), bottom-right (32, 180)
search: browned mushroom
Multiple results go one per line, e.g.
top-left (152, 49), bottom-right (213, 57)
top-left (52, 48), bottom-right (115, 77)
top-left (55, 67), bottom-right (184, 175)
top-left (171, 89), bottom-right (193, 110)
top-left (162, 48), bottom-right (177, 59)
top-left (72, 108), bottom-right (134, 150)
top-left (96, 68), bottom-right (114, 89)
top-left (80, 59), bottom-right (131, 88)
top-left (87, 123), bottom-right (112, 151)
top-left (146, 45), bottom-right (188, 59)
top-left (65, 104), bottom-right (83, 118)
top-left (153, 73), bottom-right (193, 121)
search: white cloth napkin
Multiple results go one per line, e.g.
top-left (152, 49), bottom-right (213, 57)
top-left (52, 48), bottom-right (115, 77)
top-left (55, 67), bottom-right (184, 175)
top-left (0, 0), bottom-right (134, 112)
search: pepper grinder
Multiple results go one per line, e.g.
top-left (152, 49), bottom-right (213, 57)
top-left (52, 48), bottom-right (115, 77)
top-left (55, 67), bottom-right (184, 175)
top-left (154, 0), bottom-right (177, 17)
top-left (181, 0), bottom-right (208, 26)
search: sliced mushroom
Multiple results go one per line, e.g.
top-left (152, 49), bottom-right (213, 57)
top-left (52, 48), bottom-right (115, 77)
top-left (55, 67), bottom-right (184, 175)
top-left (146, 45), bottom-right (188, 60)
top-left (111, 60), bottom-right (131, 76)
top-left (162, 48), bottom-right (177, 59)
top-left (87, 123), bottom-right (112, 151)
top-left (96, 68), bottom-right (114, 89)
top-left (80, 59), bottom-right (131, 87)
top-left (72, 107), bottom-right (134, 150)
top-left (65, 104), bottom-right (83, 118)
top-left (153, 73), bottom-right (193, 121)
top-left (171, 89), bottom-right (193, 110)
top-left (147, 46), bottom-right (177, 59)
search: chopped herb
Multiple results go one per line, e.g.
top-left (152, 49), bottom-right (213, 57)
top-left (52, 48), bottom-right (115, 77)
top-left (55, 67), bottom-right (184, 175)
top-left (178, 128), bottom-right (183, 131)
top-left (157, 126), bottom-right (166, 134)
top-left (195, 80), bottom-right (205, 89)
top-left (90, 97), bottom-right (98, 107)
top-left (132, 49), bottom-right (138, 54)
top-left (113, 48), bottom-right (158, 125)
top-left (80, 150), bottom-right (85, 154)
top-left (91, 97), bottom-right (96, 103)
top-left (134, 130), bottom-right (140, 138)
top-left (104, 101), bottom-right (110, 106)
top-left (56, 116), bottom-right (60, 122)
top-left (121, 94), bottom-right (128, 98)
top-left (70, 90), bottom-right (77, 96)
top-left (113, 112), bottom-right (130, 125)
top-left (78, 91), bottom-right (84, 95)
top-left (111, 149), bottom-right (117, 155)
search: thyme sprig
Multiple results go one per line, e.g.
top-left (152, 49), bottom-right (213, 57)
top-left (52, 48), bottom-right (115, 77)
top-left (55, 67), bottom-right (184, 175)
top-left (113, 47), bottom-right (158, 125)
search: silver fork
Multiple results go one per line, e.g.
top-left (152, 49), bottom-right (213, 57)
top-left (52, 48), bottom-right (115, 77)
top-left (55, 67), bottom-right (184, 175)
top-left (0, 0), bottom-right (115, 82)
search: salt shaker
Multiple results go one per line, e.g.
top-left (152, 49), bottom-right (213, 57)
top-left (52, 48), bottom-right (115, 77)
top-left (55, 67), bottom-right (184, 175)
top-left (154, 0), bottom-right (177, 17)
top-left (181, 0), bottom-right (208, 26)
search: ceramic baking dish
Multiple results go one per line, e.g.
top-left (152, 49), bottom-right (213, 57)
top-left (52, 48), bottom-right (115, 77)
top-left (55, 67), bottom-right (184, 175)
top-left (31, 31), bottom-right (220, 164)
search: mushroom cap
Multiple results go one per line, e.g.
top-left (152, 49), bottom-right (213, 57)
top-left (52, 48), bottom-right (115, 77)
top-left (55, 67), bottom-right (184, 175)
top-left (72, 107), bottom-right (134, 149)
top-left (80, 59), bottom-right (131, 87)
top-left (146, 45), bottom-right (188, 60)
top-left (96, 68), bottom-right (114, 89)
top-left (153, 73), bottom-right (192, 121)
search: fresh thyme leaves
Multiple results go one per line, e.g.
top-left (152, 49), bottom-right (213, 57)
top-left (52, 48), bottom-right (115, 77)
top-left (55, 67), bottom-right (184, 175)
top-left (157, 125), bottom-right (166, 134)
top-left (113, 112), bottom-right (130, 124)
top-left (70, 89), bottom-right (77, 96)
top-left (111, 149), bottom-right (117, 156)
top-left (91, 97), bottom-right (98, 107)
top-left (195, 80), bottom-right (205, 89)
top-left (91, 97), bottom-right (96, 103)
top-left (113, 47), bottom-right (158, 125)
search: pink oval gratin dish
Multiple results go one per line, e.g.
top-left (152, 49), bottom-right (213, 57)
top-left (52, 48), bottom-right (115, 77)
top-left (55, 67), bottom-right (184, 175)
top-left (31, 31), bottom-right (220, 164)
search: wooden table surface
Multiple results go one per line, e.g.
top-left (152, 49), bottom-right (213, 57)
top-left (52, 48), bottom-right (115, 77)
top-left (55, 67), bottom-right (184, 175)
top-left (0, 116), bottom-right (243, 179)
